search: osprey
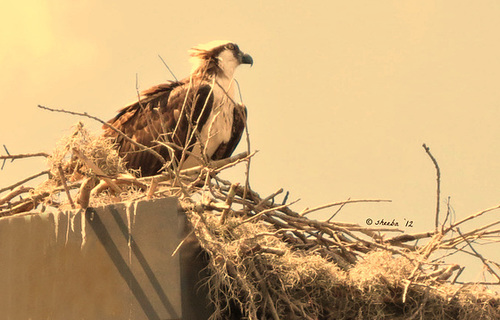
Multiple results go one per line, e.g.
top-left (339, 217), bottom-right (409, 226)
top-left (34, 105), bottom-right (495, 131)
top-left (103, 40), bottom-right (253, 176)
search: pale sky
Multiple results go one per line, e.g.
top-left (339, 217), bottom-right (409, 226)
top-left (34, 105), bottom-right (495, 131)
top-left (1, 1), bottom-right (499, 282)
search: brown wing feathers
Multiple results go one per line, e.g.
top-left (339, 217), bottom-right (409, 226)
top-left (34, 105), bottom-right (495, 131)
top-left (103, 81), bottom-right (216, 176)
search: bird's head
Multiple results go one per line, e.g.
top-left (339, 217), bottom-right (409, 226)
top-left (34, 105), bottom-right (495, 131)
top-left (189, 40), bottom-right (253, 79)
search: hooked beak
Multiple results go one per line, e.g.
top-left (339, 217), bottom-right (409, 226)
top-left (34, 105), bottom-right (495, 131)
top-left (240, 53), bottom-right (254, 67)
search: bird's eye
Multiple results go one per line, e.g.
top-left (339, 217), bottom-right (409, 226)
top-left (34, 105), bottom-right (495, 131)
top-left (226, 43), bottom-right (235, 50)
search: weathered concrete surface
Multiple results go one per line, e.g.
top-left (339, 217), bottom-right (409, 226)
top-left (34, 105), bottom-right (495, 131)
top-left (0, 197), bottom-right (210, 320)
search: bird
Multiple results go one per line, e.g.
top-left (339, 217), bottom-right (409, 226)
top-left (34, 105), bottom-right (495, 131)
top-left (103, 40), bottom-right (253, 177)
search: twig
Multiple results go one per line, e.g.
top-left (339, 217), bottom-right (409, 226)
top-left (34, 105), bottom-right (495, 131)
top-left (0, 185), bottom-right (33, 206)
top-left (220, 183), bottom-right (239, 224)
top-left (0, 151), bottom-right (49, 161)
top-left (386, 231), bottom-right (436, 245)
top-left (77, 177), bottom-right (98, 209)
top-left (146, 177), bottom-right (159, 200)
top-left (300, 199), bottom-right (392, 217)
top-left (453, 281), bottom-right (500, 285)
top-left (451, 267), bottom-right (465, 284)
top-left (139, 151), bottom-right (251, 184)
top-left (327, 197), bottom-right (350, 222)
top-left (239, 200), bottom-right (300, 225)
top-left (255, 188), bottom-right (283, 210)
top-left (171, 230), bottom-right (195, 257)
top-left (281, 191), bottom-right (289, 205)
top-left (90, 175), bottom-right (147, 196)
top-left (1, 145), bottom-right (10, 169)
top-left (213, 151), bottom-right (257, 173)
top-left (443, 196), bottom-right (453, 227)
top-left (443, 203), bottom-right (500, 234)
top-left (57, 165), bottom-right (76, 209)
top-left (158, 54), bottom-right (178, 82)
top-left (442, 220), bottom-right (500, 248)
top-left (422, 143), bottom-right (441, 231)
top-left (0, 170), bottom-right (50, 194)
top-left (413, 264), bottom-right (461, 281)
top-left (0, 192), bottom-right (49, 216)
top-left (457, 228), bottom-right (500, 282)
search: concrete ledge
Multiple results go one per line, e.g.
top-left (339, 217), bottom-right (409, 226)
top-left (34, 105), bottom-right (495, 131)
top-left (0, 197), bottom-right (210, 320)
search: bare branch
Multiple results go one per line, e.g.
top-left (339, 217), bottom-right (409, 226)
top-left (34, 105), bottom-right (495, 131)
top-left (0, 185), bottom-right (33, 206)
top-left (300, 199), bottom-right (392, 217)
top-left (0, 170), bottom-right (50, 194)
top-left (0, 151), bottom-right (49, 161)
top-left (77, 177), bottom-right (98, 209)
top-left (158, 54), bottom-right (178, 82)
top-left (220, 183), bottom-right (239, 224)
top-left (57, 165), bottom-right (76, 209)
top-left (444, 203), bottom-right (500, 234)
top-left (422, 143), bottom-right (441, 231)
top-left (457, 228), bottom-right (500, 283)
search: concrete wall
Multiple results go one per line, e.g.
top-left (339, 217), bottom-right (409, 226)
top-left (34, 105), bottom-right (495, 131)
top-left (0, 197), bottom-right (211, 320)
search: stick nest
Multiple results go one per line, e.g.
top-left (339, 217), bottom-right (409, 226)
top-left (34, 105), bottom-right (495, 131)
top-left (1, 123), bottom-right (499, 319)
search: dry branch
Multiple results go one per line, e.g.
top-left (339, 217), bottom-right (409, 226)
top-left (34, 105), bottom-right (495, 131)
top-left (0, 185), bottom-right (33, 206)
top-left (0, 170), bottom-right (50, 194)
top-left (0, 192), bottom-right (49, 216)
top-left (0, 152), bottom-right (49, 161)
top-left (219, 183), bottom-right (238, 224)
top-left (57, 165), bottom-right (75, 209)
top-left (444, 202), bottom-right (500, 233)
top-left (457, 228), bottom-right (500, 282)
top-left (77, 177), bottom-right (98, 209)
top-left (423, 143), bottom-right (441, 231)
top-left (1, 145), bottom-right (49, 169)
top-left (300, 198), bottom-right (392, 217)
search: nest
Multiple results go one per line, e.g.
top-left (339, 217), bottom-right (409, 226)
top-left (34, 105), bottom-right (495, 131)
top-left (1, 122), bottom-right (499, 319)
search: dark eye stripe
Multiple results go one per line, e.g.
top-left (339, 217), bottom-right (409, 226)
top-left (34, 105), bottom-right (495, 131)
top-left (226, 43), bottom-right (240, 51)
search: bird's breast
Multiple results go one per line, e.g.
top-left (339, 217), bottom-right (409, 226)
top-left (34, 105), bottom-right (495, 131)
top-left (201, 92), bottom-right (235, 156)
top-left (180, 84), bottom-right (235, 169)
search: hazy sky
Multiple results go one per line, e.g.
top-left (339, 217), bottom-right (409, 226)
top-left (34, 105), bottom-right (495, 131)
top-left (1, 1), bottom-right (499, 281)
